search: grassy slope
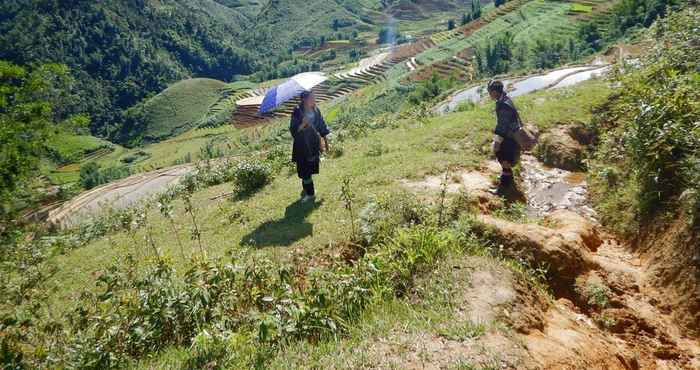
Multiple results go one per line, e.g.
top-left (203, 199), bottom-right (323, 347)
top-left (137, 78), bottom-right (227, 142)
top-left (41, 133), bottom-right (120, 185)
top-left (45, 80), bottom-right (610, 330)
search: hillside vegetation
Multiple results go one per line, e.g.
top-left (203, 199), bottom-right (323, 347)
top-left (0, 0), bottom-right (481, 145)
top-left (122, 78), bottom-right (227, 143)
top-left (1, 1), bottom-right (699, 369)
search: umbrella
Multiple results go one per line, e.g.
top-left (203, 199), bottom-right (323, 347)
top-left (259, 72), bottom-right (328, 114)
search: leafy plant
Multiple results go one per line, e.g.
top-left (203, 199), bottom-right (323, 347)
top-left (589, 7), bottom-right (700, 232)
top-left (359, 192), bottom-right (429, 245)
top-left (339, 176), bottom-right (358, 241)
top-left (232, 160), bottom-right (273, 197)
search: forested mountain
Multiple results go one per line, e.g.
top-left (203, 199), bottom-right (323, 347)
top-left (0, 0), bottom-right (482, 145)
top-left (0, 0), bottom-right (262, 143)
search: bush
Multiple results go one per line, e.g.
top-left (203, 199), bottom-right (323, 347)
top-left (79, 162), bottom-right (130, 190)
top-left (589, 8), bottom-right (700, 232)
top-left (359, 192), bottom-right (429, 245)
top-left (232, 160), bottom-right (272, 196)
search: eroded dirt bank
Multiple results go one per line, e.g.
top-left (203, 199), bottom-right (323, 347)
top-left (400, 125), bottom-right (699, 369)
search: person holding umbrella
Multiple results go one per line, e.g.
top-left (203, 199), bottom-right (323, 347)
top-left (290, 91), bottom-right (330, 202)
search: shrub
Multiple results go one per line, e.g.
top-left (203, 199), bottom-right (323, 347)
top-left (359, 192), bottom-right (429, 245)
top-left (232, 160), bottom-right (272, 196)
top-left (79, 162), bottom-right (130, 190)
top-left (589, 8), bottom-right (700, 232)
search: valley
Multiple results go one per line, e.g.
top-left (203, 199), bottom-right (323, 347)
top-left (0, 0), bottom-right (697, 369)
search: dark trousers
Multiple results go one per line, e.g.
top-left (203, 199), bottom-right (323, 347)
top-left (302, 177), bottom-right (315, 196)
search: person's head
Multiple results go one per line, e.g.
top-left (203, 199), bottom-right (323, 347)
top-left (487, 80), bottom-right (504, 100)
top-left (301, 90), bottom-right (316, 110)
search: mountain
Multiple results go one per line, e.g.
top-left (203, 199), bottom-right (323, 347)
top-left (0, 0), bottom-right (481, 146)
top-left (0, 0), bottom-right (262, 144)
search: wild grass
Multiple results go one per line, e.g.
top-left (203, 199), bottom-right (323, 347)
top-left (2, 78), bottom-right (610, 368)
top-left (43, 79), bottom-right (608, 321)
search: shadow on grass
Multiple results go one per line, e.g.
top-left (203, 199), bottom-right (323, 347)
top-left (241, 199), bottom-right (323, 247)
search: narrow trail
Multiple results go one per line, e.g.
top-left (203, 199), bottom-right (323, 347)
top-left (517, 152), bottom-right (700, 369)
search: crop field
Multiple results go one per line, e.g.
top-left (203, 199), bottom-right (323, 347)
top-left (416, 0), bottom-right (576, 65)
top-left (571, 3), bottom-right (594, 13)
top-left (136, 78), bottom-right (227, 142)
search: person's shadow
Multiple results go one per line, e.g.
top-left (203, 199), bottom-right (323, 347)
top-left (241, 199), bottom-right (322, 248)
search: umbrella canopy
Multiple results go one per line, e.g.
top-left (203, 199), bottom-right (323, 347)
top-left (259, 72), bottom-right (327, 114)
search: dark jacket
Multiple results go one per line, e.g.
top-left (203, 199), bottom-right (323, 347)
top-left (290, 106), bottom-right (330, 163)
top-left (494, 93), bottom-right (522, 138)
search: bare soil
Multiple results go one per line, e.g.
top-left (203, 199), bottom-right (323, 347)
top-left (398, 147), bottom-right (700, 369)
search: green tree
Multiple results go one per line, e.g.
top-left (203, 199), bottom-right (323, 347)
top-left (461, 13), bottom-right (472, 25)
top-left (578, 22), bottom-right (603, 51)
top-left (472, 0), bottom-right (482, 19)
top-left (0, 61), bottom-right (63, 221)
top-left (447, 19), bottom-right (456, 30)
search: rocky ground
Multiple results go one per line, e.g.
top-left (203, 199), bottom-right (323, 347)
top-left (397, 124), bottom-right (700, 369)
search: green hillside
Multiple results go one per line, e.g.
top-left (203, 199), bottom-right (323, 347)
top-left (0, 0), bottom-right (485, 145)
top-left (2, 1), bottom-right (698, 369)
top-left (123, 78), bottom-right (227, 144)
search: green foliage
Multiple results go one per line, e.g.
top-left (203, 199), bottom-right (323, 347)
top-left (408, 72), bottom-right (457, 105)
top-left (0, 61), bottom-right (73, 223)
top-left (119, 79), bottom-right (226, 145)
top-left (608, 0), bottom-right (681, 36)
top-left (471, 0), bottom-right (482, 20)
top-left (590, 7), bottom-right (700, 232)
top-left (475, 32), bottom-right (515, 75)
top-left (233, 160), bottom-right (273, 197)
top-left (577, 22), bottom-right (603, 52)
top-left (0, 1), bottom-right (258, 141)
top-left (438, 320), bottom-right (487, 341)
top-left (79, 162), bottom-right (130, 190)
top-left (359, 192), bottom-right (430, 245)
top-left (46, 132), bottom-right (112, 165)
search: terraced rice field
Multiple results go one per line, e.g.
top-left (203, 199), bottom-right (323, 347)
top-left (230, 39), bottom-right (435, 127)
top-left (227, 0), bottom-right (616, 127)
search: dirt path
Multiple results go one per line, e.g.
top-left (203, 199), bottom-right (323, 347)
top-left (398, 148), bottom-right (699, 368)
top-left (517, 153), bottom-right (700, 369)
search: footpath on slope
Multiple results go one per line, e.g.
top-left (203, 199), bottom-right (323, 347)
top-left (399, 125), bottom-right (700, 369)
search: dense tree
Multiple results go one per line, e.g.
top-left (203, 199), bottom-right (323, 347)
top-left (461, 13), bottom-right (472, 25)
top-left (476, 32), bottom-right (515, 75)
top-left (0, 61), bottom-right (67, 222)
top-left (578, 22), bottom-right (603, 52)
top-left (448, 19), bottom-right (456, 30)
top-left (609, 0), bottom-right (679, 35)
top-left (472, 0), bottom-right (482, 19)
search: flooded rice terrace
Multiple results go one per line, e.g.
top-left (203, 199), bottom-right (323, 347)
top-left (436, 64), bottom-right (611, 113)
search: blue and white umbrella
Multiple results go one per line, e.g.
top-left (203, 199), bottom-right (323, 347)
top-left (259, 72), bottom-right (328, 114)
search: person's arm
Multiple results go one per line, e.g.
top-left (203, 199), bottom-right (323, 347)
top-left (290, 109), bottom-right (308, 138)
top-left (317, 109), bottom-right (330, 152)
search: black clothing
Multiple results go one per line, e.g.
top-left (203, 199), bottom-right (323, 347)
top-left (494, 94), bottom-right (522, 138)
top-left (290, 106), bottom-right (330, 164)
top-left (494, 93), bottom-right (521, 165)
top-left (496, 136), bottom-right (520, 165)
top-left (297, 159), bottom-right (320, 179)
top-left (290, 105), bottom-right (330, 180)
top-left (302, 180), bottom-right (315, 197)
